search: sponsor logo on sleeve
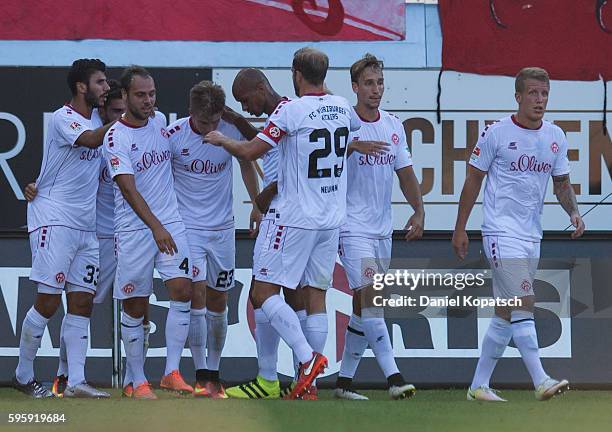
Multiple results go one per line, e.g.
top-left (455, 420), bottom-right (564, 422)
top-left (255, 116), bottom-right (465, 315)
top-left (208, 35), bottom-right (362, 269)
top-left (70, 121), bottom-right (83, 131)
top-left (470, 146), bottom-right (481, 162)
top-left (110, 156), bottom-right (120, 171)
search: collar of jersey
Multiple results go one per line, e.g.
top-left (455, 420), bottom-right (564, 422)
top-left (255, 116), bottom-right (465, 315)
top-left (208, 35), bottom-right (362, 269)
top-left (65, 103), bottom-right (91, 120)
top-left (303, 92), bottom-right (327, 97)
top-left (356, 109), bottom-right (381, 123)
top-left (119, 117), bottom-right (148, 129)
top-left (511, 114), bottom-right (542, 131)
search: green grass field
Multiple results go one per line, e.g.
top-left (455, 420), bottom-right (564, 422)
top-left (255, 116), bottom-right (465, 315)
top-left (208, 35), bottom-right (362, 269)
top-left (1, 388), bottom-right (611, 432)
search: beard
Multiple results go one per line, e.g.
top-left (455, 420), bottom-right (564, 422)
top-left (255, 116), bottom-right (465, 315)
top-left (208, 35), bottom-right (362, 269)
top-left (85, 88), bottom-right (102, 108)
top-left (128, 105), bottom-right (149, 121)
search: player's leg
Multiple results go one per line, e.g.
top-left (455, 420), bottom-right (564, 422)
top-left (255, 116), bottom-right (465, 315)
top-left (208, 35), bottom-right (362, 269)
top-left (506, 240), bottom-right (568, 400)
top-left (467, 236), bottom-right (513, 402)
top-left (285, 286), bottom-right (307, 377)
top-left (14, 226), bottom-right (75, 398)
top-left (61, 231), bottom-right (109, 398)
top-left (335, 290), bottom-right (369, 400)
top-left (158, 224), bottom-right (193, 395)
top-left (115, 228), bottom-right (157, 399)
top-left (190, 280), bottom-right (208, 394)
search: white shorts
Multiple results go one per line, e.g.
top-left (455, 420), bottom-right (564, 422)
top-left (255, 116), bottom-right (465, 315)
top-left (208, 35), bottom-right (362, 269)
top-left (339, 236), bottom-right (392, 290)
top-left (483, 236), bottom-right (540, 300)
top-left (188, 227), bottom-right (235, 291)
top-left (114, 222), bottom-right (192, 300)
top-left (93, 236), bottom-right (117, 304)
top-left (254, 223), bottom-right (339, 290)
top-left (253, 219), bottom-right (274, 273)
top-left (29, 226), bottom-right (99, 295)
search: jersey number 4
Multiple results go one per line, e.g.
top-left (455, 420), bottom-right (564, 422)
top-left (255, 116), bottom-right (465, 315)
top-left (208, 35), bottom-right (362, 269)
top-left (308, 127), bottom-right (349, 178)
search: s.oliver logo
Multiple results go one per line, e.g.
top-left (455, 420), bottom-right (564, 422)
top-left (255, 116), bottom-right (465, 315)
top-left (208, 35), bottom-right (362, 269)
top-left (358, 153), bottom-right (396, 166)
top-left (185, 159), bottom-right (228, 175)
top-left (510, 154), bottom-right (552, 173)
top-left (80, 148), bottom-right (101, 161)
top-left (136, 150), bottom-right (172, 172)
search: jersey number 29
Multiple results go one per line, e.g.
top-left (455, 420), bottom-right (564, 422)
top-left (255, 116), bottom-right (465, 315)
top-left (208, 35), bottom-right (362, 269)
top-left (308, 127), bottom-right (349, 179)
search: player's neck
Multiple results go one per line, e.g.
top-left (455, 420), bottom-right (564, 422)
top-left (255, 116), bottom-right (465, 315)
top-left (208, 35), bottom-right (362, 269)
top-left (354, 104), bottom-right (379, 122)
top-left (122, 112), bottom-right (148, 128)
top-left (68, 97), bottom-right (93, 120)
top-left (264, 90), bottom-right (283, 116)
top-left (514, 112), bottom-right (542, 130)
top-left (299, 83), bottom-right (325, 97)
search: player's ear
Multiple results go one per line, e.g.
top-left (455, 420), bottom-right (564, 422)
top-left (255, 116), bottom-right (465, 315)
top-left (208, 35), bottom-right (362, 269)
top-left (351, 81), bottom-right (358, 95)
top-left (76, 81), bottom-right (87, 95)
top-left (515, 92), bottom-right (521, 104)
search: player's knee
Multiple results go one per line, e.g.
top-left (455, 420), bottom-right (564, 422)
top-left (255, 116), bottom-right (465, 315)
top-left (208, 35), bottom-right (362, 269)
top-left (34, 292), bottom-right (62, 319)
top-left (168, 279), bottom-right (192, 302)
top-left (66, 291), bottom-right (94, 317)
top-left (252, 283), bottom-right (278, 307)
top-left (284, 287), bottom-right (305, 311)
top-left (303, 286), bottom-right (326, 314)
top-left (191, 282), bottom-right (206, 309)
top-left (206, 289), bottom-right (227, 312)
top-left (123, 297), bottom-right (147, 318)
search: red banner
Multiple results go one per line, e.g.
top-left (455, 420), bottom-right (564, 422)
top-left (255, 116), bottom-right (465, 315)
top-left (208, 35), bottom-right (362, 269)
top-left (0, 0), bottom-right (405, 41)
top-left (439, 0), bottom-right (612, 80)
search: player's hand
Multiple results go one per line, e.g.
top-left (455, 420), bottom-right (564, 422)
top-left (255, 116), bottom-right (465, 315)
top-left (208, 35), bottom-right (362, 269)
top-left (349, 140), bottom-right (390, 156)
top-left (24, 182), bottom-right (38, 202)
top-left (222, 106), bottom-right (240, 124)
top-left (404, 211), bottom-right (424, 241)
top-left (152, 225), bottom-right (178, 255)
top-left (570, 212), bottom-right (585, 239)
top-left (452, 229), bottom-right (469, 260)
top-left (250, 206), bottom-right (262, 238)
top-left (204, 130), bottom-right (226, 146)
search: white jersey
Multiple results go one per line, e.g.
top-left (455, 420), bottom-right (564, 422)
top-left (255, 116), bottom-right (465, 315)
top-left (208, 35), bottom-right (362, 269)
top-left (470, 115), bottom-right (570, 241)
top-left (341, 109), bottom-right (413, 239)
top-left (28, 105), bottom-right (103, 232)
top-left (257, 93), bottom-right (360, 230)
top-left (260, 97), bottom-right (290, 188)
top-left (96, 158), bottom-right (114, 237)
top-left (102, 112), bottom-right (182, 232)
top-left (168, 117), bottom-right (244, 230)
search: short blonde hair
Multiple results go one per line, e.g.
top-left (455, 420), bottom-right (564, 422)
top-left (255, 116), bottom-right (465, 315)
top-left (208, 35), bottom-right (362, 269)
top-left (515, 67), bottom-right (549, 93)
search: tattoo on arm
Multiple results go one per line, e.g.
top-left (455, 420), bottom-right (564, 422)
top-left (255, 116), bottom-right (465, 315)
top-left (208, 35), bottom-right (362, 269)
top-left (553, 175), bottom-right (578, 216)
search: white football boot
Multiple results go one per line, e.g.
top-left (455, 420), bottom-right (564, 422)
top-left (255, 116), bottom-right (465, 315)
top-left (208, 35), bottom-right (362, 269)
top-left (467, 386), bottom-right (507, 402)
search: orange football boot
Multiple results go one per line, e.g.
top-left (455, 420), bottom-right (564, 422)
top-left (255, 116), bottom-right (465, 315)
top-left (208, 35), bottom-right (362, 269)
top-left (51, 375), bottom-right (68, 398)
top-left (160, 370), bottom-right (194, 395)
top-left (287, 352), bottom-right (327, 400)
top-left (133, 381), bottom-right (157, 400)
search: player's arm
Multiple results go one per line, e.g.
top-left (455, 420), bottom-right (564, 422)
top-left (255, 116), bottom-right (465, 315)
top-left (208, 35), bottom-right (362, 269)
top-left (452, 166), bottom-right (487, 259)
top-left (75, 122), bottom-right (115, 149)
top-left (205, 131), bottom-right (272, 161)
top-left (347, 140), bottom-right (390, 157)
top-left (238, 159), bottom-right (262, 237)
top-left (553, 174), bottom-right (585, 239)
top-left (254, 181), bottom-right (277, 213)
top-left (222, 106), bottom-right (259, 140)
top-left (24, 182), bottom-right (37, 201)
top-left (114, 174), bottom-right (177, 255)
top-left (396, 166), bottom-right (424, 241)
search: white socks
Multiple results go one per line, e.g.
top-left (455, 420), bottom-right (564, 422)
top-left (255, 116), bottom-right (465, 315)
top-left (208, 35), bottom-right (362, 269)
top-left (189, 308), bottom-right (207, 371)
top-left (206, 308), bottom-right (228, 372)
top-left (511, 310), bottom-right (548, 387)
top-left (16, 307), bottom-right (49, 385)
top-left (57, 317), bottom-right (68, 377)
top-left (293, 310), bottom-right (308, 376)
top-left (63, 313), bottom-right (90, 387)
top-left (164, 300), bottom-right (191, 375)
top-left (471, 316), bottom-right (512, 390)
top-left (361, 308), bottom-right (399, 379)
top-left (338, 314), bottom-right (368, 379)
top-left (121, 313), bottom-right (146, 388)
top-left (255, 308), bottom-right (280, 381)
top-left (261, 295), bottom-right (312, 364)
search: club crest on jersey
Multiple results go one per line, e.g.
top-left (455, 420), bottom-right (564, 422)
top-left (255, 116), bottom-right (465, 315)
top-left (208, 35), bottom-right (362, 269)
top-left (269, 126), bottom-right (281, 138)
top-left (551, 142), bottom-right (559, 153)
top-left (181, 148), bottom-right (189, 156)
top-left (122, 283), bottom-right (135, 294)
top-left (55, 272), bottom-right (65, 284)
top-left (110, 156), bottom-right (120, 171)
top-left (520, 280), bottom-right (532, 292)
top-left (192, 266), bottom-right (200, 278)
top-left (391, 133), bottom-right (400, 145)
top-left (363, 267), bottom-right (376, 279)
top-left (508, 142), bottom-right (517, 150)
top-left (70, 121), bottom-right (82, 131)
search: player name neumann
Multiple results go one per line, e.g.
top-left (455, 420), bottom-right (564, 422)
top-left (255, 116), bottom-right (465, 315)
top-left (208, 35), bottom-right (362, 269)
top-left (373, 295), bottom-right (522, 308)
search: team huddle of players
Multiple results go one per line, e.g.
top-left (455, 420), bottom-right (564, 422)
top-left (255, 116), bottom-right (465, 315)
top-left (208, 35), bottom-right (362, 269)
top-left (13, 47), bottom-right (583, 402)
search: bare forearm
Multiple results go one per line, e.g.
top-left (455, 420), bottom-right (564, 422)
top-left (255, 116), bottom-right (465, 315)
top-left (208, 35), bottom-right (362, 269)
top-left (398, 171), bottom-right (424, 215)
top-left (239, 160), bottom-right (260, 202)
top-left (255, 181), bottom-right (277, 213)
top-left (554, 175), bottom-right (579, 216)
top-left (455, 177), bottom-right (482, 230)
top-left (119, 186), bottom-right (162, 230)
top-left (77, 122), bottom-right (114, 149)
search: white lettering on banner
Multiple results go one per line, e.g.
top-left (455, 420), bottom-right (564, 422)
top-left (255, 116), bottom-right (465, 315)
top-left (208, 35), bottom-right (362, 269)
top-left (0, 113), bottom-right (26, 200)
top-left (0, 266), bottom-right (572, 376)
